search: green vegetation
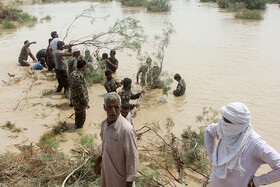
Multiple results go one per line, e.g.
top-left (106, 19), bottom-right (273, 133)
top-left (216, 0), bottom-right (266, 9)
top-left (1, 121), bottom-right (22, 133)
top-left (147, 0), bottom-right (171, 12)
top-left (136, 107), bottom-right (218, 186)
top-left (235, 9), bottom-right (263, 19)
top-left (120, 0), bottom-right (147, 7)
top-left (84, 62), bottom-right (106, 86)
top-left (0, 3), bottom-right (37, 29)
top-left (2, 20), bottom-right (16, 29)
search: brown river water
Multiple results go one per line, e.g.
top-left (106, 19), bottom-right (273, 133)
top-left (0, 0), bottom-right (280, 186)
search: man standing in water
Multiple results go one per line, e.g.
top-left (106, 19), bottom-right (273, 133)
top-left (136, 57), bottom-right (152, 84)
top-left (54, 41), bottom-right (73, 94)
top-left (204, 102), bottom-right (280, 187)
top-left (118, 78), bottom-right (145, 110)
top-left (173, 73), bottom-right (186, 96)
top-left (94, 92), bottom-right (139, 187)
top-left (70, 60), bottom-right (90, 129)
top-left (18, 40), bottom-right (37, 66)
top-left (106, 50), bottom-right (118, 73)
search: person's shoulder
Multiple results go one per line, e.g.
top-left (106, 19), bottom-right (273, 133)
top-left (120, 116), bottom-right (134, 131)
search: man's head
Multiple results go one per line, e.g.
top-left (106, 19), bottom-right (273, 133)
top-left (105, 70), bottom-right (113, 80)
top-left (57, 41), bottom-right (65, 50)
top-left (102, 53), bottom-right (108, 60)
top-left (174, 73), bottom-right (181, 82)
top-left (77, 59), bottom-right (87, 71)
top-left (51, 31), bottom-right (58, 38)
top-left (24, 40), bottom-right (29, 45)
top-left (110, 50), bottom-right (116, 58)
top-left (220, 102), bottom-right (251, 125)
top-left (146, 57), bottom-right (152, 66)
top-left (123, 78), bottom-right (132, 90)
top-left (121, 103), bottom-right (130, 118)
top-left (72, 46), bottom-right (81, 58)
top-left (104, 92), bottom-right (121, 124)
top-left (39, 57), bottom-right (46, 65)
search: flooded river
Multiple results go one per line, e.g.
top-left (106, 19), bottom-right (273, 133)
top-left (0, 0), bottom-right (280, 186)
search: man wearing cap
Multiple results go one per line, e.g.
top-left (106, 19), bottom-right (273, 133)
top-left (204, 102), bottom-right (280, 187)
top-left (54, 41), bottom-right (73, 94)
top-left (18, 40), bottom-right (37, 66)
top-left (136, 57), bottom-right (152, 84)
top-left (173, 73), bottom-right (186, 96)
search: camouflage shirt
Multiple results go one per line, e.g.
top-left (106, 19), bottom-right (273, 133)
top-left (104, 78), bottom-right (120, 93)
top-left (175, 79), bottom-right (186, 96)
top-left (70, 70), bottom-right (89, 105)
top-left (118, 88), bottom-right (141, 110)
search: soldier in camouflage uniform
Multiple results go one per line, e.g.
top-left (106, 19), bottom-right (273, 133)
top-left (67, 47), bottom-right (81, 106)
top-left (136, 57), bottom-right (152, 84)
top-left (173, 73), bottom-right (186, 96)
top-left (118, 78), bottom-right (145, 110)
top-left (104, 70), bottom-right (122, 93)
top-left (70, 60), bottom-right (90, 129)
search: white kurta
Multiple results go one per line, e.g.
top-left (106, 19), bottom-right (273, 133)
top-left (205, 123), bottom-right (280, 187)
top-left (100, 115), bottom-right (139, 187)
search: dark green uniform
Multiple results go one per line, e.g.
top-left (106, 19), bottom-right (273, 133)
top-left (70, 70), bottom-right (89, 128)
top-left (174, 79), bottom-right (186, 96)
top-left (118, 88), bottom-right (141, 110)
top-left (104, 78), bottom-right (120, 93)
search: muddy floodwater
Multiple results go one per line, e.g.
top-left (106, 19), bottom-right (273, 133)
top-left (0, 0), bottom-right (280, 186)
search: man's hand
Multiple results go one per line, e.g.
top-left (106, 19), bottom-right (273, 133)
top-left (126, 182), bottom-right (133, 187)
top-left (135, 103), bottom-right (140, 108)
top-left (86, 104), bottom-right (90, 109)
top-left (117, 83), bottom-right (121, 88)
top-left (140, 90), bottom-right (145, 95)
top-left (94, 157), bottom-right (102, 175)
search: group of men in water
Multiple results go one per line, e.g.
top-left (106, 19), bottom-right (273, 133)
top-left (17, 31), bottom-right (280, 187)
top-left (18, 32), bottom-right (186, 130)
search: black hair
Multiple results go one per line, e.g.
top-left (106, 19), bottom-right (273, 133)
top-left (77, 59), bottom-right (87, 69)
top-left (51, 31), bottom-right (57, 38)
top-left (48, 38), bottom-right (53, 44)
top-left (105, 70), bottom-right (113, 76)
top-left (174, 73), bottom-right (181, 80)
top-left (24, 40), bottom-right (29, 45)
top-left (57, 41), bottom-right (64, 49)
top-left (123, 78), bottom-right (132, 88)
top-left (110, 50), bottom-right (116, 55)
top-left (102, 53), bottom-right (108, 59)
top-left (121, 103), bottom-right (130, 110)
top-left (39, 57), bottom-right (45, 62)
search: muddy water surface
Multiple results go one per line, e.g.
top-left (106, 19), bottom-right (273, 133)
top-left (0, 1), bottom-right (280, 186)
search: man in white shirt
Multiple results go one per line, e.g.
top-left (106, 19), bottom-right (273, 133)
top-left (204, 102), bottom-right (280, 187)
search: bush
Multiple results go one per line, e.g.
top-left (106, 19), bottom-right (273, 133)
top-left (200, 0), bottom-right (216, 2)
top-left (2, 20), bottom-right (16, 29)
top-left (120, 0), bottom-right (147, 6)
top-left (147, 0), bottom-right (171, 12)
top-left (228, 2), bottom-right (246, 11)
top-left (235, 9), bottom-right (263, 20)
top-left (218, 0), bottom-right (266, 9)
top-left (83, 63), bottom-right (106, 86)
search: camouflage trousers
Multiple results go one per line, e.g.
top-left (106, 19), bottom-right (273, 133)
top-left (73, 102), bottom-right (86, 129)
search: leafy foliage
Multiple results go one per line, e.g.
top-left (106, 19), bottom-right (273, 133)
top-left (120, 0), bottom-right (147, 6)
top-left (235, 9), bottom-right (263, 19)
top-left (147, 0), bottom-right (171, 12)
top-left (217, 0), bottom-right (266, 9)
